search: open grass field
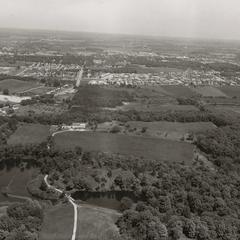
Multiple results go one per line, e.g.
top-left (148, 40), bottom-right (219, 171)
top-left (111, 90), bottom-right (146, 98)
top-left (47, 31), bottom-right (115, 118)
top-left (0, 79), bottom-right (39, 94)
top-left (54, 132), bottom-right (194, 163)
top-left (218, 86), bottom-right (240, 98)
top-left (193, 86), bottom-right (228, 97)
top-left (39, 204), bottom-right (74, 240)
top-left (40, 204), bottom-right (120, 240)
top-left (161, 85), bottom-right (197, 97)
top-left (76, 205), bottom-right (120, 240)
top-left (126, 121), bottom-right (216, 140)
top-left (7, 123), bottom-right (50, 145)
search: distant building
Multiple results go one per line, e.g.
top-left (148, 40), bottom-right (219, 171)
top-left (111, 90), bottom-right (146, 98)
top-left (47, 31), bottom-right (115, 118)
top-left (72, 123), bottom-right (87, 129)
top-left (61, 123), bottom-right (87, 131)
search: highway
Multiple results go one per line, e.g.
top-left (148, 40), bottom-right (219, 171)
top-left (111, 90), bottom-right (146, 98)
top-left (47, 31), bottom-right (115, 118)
top-left (44, 175), bottom-right (78, 240)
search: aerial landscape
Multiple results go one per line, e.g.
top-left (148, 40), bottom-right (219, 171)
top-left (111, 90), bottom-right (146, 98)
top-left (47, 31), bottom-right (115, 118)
top-left (0, 0), bottom-right (240, 240)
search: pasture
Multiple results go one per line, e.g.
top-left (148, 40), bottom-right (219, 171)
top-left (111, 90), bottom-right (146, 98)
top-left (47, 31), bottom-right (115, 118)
top-left (0, 79), bottom-right (39, 94)
top-left (7, 123), bottom-right (50, 145)
top-left (193, 86), bottom-right (228, 97)
top-left (54, 132), bottom-right (194, 164)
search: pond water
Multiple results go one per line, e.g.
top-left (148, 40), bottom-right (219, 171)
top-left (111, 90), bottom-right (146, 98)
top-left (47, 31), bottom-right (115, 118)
top-left (0, 167), bottom-right (36, 202)
top-left (71, 191), bottom-right (138, 210)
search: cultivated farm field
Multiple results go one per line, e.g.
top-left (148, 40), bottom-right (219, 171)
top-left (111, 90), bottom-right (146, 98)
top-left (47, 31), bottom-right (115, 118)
top-left (54, 132), bottom-right (194, 164)
top-left (7, 123), bottom-right (50, 145)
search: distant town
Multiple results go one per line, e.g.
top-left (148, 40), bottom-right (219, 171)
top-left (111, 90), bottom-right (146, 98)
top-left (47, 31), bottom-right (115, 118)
top-left (1, 29), bottom-right (240, 240)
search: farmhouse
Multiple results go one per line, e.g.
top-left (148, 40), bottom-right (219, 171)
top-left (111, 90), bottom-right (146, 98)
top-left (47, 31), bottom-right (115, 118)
top-left (62, 123), bottom-right (87, 131)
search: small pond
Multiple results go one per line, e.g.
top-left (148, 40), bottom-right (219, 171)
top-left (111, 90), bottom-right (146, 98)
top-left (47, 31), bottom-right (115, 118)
top-left (71, 190), bottom-right (138, 210)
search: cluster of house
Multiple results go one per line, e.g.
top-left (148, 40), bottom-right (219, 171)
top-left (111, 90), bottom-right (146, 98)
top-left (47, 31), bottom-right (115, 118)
top-left (88, 70), bottom-right (236, 87)
top-left (51, 123), bottom-right (87, 133)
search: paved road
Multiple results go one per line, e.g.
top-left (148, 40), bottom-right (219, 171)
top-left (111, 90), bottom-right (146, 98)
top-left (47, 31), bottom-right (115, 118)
top-left (44, 175), bottom-right (78, 240)
top-left (52, 129), bottom-right (89, 137)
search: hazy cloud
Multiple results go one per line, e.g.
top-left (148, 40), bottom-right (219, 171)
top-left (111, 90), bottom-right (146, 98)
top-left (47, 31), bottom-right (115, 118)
top-left (0, 0), bottom-right (240, 40)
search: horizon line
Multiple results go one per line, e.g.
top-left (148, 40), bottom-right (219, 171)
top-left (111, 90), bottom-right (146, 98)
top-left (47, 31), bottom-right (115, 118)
top-left (1, 26), bottom-right (240, 43)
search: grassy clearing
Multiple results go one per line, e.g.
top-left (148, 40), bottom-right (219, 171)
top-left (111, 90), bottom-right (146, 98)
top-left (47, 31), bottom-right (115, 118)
top-left (0, 79), bottom-right (39, 94)
top-left (54, 132), bottom-right (194, 164)
top-left (39, 204), bottom-right (73, 240)
top-left (76, 205), bottom-right (120, 240)
top-left (161, 85), bottom-right (197, 97)
top-left (7, 123), bottom-right (50, 145)
top-left (193, 86), bottom-right (228, 97)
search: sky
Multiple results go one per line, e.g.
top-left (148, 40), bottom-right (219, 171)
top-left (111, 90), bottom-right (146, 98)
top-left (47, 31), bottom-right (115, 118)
top-left (0, 0), bottom-right (240, 40)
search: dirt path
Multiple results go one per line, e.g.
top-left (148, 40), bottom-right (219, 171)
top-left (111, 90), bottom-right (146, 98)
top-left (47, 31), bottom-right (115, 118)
top-left (44, 175), bottom-right (78, 240)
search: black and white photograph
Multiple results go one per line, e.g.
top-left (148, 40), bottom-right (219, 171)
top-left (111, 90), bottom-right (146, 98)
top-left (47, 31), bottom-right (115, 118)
top-left (0, 0), bottom-right (240, 240)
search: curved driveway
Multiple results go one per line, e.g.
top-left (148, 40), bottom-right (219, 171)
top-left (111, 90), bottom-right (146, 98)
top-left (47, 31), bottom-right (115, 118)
top-left (44, 175), bottom-right (78, 240)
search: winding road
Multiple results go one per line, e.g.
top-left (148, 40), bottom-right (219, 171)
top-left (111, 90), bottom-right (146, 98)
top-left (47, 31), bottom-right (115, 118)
top-left (44, 175), bottom-right (78, 240)
top-left (52, 129), bottom-right (89, 137)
